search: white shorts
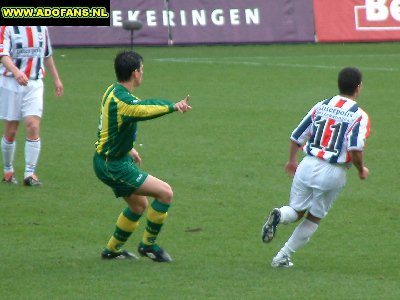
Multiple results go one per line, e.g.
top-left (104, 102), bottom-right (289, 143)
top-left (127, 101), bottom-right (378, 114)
top-left (0, 76), bottom-right (44, 121)
top-left (289, 155), bottom-right (347, 219)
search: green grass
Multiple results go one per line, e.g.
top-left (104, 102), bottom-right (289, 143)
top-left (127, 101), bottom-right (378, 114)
top-left (0, 43), bottom-right (399, 299)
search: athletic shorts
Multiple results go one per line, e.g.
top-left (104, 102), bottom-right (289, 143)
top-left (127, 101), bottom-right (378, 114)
top-left (0, 76), bottom-right (44, 120)
top-left (93, 152), bottom-right (148, 198)
top-left (289, 155), bottom-right (347, 219)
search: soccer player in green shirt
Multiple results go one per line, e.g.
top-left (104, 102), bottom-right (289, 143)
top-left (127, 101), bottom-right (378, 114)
top-left (93, 50), bottom-right (191, 262)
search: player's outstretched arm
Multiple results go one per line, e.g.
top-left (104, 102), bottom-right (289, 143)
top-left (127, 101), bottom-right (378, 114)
top-left (174, 95), bottom-right (192, 113)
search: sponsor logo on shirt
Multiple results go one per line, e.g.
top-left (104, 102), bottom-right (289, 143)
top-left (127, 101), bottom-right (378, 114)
top-left (317, 104), bottom-right (355, 123)
top-left (14, 47), bottom-right (43, 58)
top-left (136, 174), bottom-right (143, 182)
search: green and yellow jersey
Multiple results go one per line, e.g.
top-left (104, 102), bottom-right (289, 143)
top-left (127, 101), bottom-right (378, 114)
top-left (95, 83), bottom-right (175, 158)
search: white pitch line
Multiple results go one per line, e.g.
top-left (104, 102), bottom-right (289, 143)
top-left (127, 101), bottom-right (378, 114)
top-left (222, 53), bottom-right (400, 60)
top-left (154, 57), bottom-right (399, 72)
top-left (155, 58), bottom-right (261, 65)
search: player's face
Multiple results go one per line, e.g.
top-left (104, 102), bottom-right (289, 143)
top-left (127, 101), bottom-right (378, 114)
top-left (133, 63), bottom-right (144, 87)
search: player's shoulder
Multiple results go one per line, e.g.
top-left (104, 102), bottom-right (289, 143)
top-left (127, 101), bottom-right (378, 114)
top-left (113, 84), bottom-right (139, 103)
top-left (1, 26), bottom-right (13, 35)
top-left (356, 106), bottom-right (370, 121)
top-left (356, 103), bottom-right (368, 114)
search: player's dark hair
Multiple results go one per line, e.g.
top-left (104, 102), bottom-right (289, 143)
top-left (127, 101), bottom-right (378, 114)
top-left (338, 67), bottom-right (362, 95)
top-left (114, 50), bottom-right (143, 82)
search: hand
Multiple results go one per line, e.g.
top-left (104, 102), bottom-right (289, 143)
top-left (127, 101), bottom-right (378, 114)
top-left (174, 95), bottom-right (192, 113)
top-left (14, 70), bottom-right (29, 86)
top-left (359, 166), bottom-right (369, 180)
top-left (285, 160), bottom-right (298, 177)
top-left (54, 78), bottom-right (64, 97)
top-left (130, 148), bottom-right (142, 165)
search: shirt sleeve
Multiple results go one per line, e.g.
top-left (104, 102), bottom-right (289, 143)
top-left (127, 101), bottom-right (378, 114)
top-left (44, 27), bottom-right (53, 57)
top-left (290, 102), bottom-right (320, 146)
top-left (347, 109), bottom-right (370, 151)
top-left (0, 26), bottom-right (11, 57)
top-left (118, 98), bottom-right (175, 121)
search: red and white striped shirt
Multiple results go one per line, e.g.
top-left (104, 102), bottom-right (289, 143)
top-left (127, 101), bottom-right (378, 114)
top-left (291, 95), bottom-right (371, 164)
top-left (0, 26), bottom-right (53, 80)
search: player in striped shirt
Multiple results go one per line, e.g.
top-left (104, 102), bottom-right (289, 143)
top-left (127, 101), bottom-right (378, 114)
top-left (0, 26), bottom-right (63, 186)
top-left (261, 67), bottom-right (370, 268)
top-left (93, 51), bottom-right (191, 261)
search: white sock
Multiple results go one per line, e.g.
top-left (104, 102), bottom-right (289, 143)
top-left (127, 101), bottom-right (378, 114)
top-left (281, 218), bottom-right (319, 256)
top-left (24, 138), bottom-right (41, 178)
top-left (279, 206), bottom-right (298, 224)
top-left (2, 136), bottom-right (16, 173)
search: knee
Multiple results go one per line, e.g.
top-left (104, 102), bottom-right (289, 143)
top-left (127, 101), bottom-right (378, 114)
top-left (4, 131), bottom-right (17, 141)
top-left (25, 119), bottom-right (40, 139)
top-left (4, 123), bottom-right (18, 140)
top-left (159, 183), bottom-right (173, 204)
top-left (136, 199), bottom-right (149, 214)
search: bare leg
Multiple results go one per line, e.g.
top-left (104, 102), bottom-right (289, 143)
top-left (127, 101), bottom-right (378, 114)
top-left (134, 174), bottom-right (173, 204)
top-left (123, 194), bottom-right (149, 214)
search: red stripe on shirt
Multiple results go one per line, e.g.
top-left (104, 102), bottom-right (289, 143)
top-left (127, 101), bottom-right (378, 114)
top-left (348, 116), bottom-right (361, 133)
top-left (336, 99), bottom-right (346, 108)
top-left (0, 26), bottom-right (6, 45)
top-left (317, 149), bottom-right (325, 159)
top-left (365, 116), bottom-right (371, 139)
top-left (24, 27), bottom-right (34, 78)
top-left (345, 151), bottom-right (351, 163)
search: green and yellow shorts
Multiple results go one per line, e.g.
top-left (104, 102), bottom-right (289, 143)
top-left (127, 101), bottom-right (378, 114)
top-left (93, 152), bottom-right (148, 198)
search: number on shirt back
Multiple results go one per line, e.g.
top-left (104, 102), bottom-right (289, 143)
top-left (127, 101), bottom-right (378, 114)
top-left (310, 119), bottom-right (344, 155)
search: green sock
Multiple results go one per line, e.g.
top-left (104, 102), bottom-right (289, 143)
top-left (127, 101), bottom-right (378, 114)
top-left (106, 207), bottom-right (141, 252)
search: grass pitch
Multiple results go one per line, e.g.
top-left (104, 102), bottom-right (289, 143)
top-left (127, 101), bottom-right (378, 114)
top-left (0, 43), bottom-right (399, 299)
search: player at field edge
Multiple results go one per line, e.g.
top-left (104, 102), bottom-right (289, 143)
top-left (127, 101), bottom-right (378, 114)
top-left (261, 67), bottom-right (370, 268)
top-left (93, 50), bottom-right (191, 262)
top-left (0, 26), bottom-right (63, 186)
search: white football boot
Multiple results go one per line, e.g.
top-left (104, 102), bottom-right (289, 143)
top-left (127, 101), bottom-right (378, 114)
top-left (271, 251), bottom-right (294, 268)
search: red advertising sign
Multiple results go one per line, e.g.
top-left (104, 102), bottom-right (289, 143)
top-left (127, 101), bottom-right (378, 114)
top-left (314, 0), bottom-right (400, 42)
